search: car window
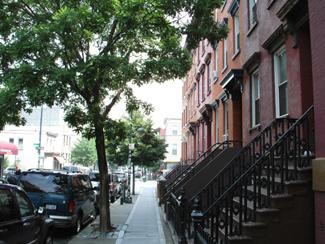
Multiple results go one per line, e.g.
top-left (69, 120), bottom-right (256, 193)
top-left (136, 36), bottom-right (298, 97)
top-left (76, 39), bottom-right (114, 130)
top-left (15, 191), bottom-right (34, 218)
top-left (72, 176), bottom-right (83, 192)
top-left (19, 173), bottom-right (68, 194)
top-left (89, 173), bottom-right (100, 181)
top-left (0, 189), bottom-right (17, 222)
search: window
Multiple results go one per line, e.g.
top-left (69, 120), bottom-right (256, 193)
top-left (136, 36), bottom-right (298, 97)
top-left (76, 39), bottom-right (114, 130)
top-left (251, 70), bottom-right (260, 126)
top-left (172, 130), bottom-right (178, 136)
top-left (197, 79), bottom-right (200, 105)
top-left (15, 191), bottom-right (34, 217)
top-left (215, 108), bottom-right (220, 143)
top-left (223, 100), bottom-right (229, 140)
top-left (201, 71), bottom-right (205, 101)
top-left (18, 138), bottom-right (23, 150)
top-left (0, 189), bottom-right (17, 221)
top-left (223, 38), bottom-right (228, 70)
top-left (274, 46), bottom-right (288, 117)
top-left (172, 144), bottom-right (177, 155)
top-left (233, 12), bottom-right (240, 54)
top-left (207, 61), bottom-right (211, 93)
top-left (214, 46), bottom-right (219, 78)
top-left (248, 0), bottom-right (257, 29)
top-left (9, 138), bottom-right (14, 144)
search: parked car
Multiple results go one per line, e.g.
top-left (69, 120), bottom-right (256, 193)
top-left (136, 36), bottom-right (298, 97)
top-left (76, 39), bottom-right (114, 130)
top-left (89, 171), bottom-right (121, 203)
top-left (0, 183), bottom-right (54, 244)
top-left (11, 170), bottom-right (97, 233)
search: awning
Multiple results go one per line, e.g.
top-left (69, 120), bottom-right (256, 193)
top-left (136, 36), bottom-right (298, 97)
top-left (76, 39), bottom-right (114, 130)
top-left (0, 141), bottom-right (18, 155)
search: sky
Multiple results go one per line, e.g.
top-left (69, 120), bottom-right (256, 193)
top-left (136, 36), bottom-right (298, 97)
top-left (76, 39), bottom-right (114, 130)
top-left (111, 79), bottom-right (183, 128)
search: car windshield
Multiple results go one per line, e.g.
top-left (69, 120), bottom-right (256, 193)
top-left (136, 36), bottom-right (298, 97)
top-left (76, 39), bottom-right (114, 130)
top-left (89, 173), bottom-right (100, 182)
top-left (19, 173), bottom-right (68, 194)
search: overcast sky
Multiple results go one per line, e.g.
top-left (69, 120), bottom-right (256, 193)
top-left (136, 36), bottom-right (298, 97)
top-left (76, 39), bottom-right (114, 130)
top-left (111, 79), bottom-right (183, 128)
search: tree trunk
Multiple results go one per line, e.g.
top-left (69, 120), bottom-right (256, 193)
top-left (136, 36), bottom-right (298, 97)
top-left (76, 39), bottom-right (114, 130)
top-left (94, 124), bottom-right (112, 233)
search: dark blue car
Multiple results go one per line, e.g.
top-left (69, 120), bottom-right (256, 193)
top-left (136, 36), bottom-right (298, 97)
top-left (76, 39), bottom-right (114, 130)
top-left (0, 183), bottom-right (54, 244)
top-left (10, 170), bottom-right (97, 233)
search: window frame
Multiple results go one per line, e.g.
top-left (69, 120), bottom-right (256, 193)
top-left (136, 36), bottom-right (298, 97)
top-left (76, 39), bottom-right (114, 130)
top-left (250, 69), bottom-right (261, 127)
top-left (248, 0), bottom-right (258, 30)
top-left (233, 12), bottom-right (240, 54)
top-left (223, 38), bottom-right (228, 70)
top-left (274, 46), bottom-right (288, 118)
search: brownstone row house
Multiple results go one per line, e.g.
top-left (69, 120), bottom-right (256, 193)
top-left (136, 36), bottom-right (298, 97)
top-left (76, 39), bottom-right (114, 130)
top-left (173, 0), bottom-right (325, 243)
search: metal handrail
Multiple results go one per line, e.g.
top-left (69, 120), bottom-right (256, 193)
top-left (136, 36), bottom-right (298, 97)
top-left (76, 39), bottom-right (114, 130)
top-left (204, 106), bottom-right (313, 214)
top-left (199, 106), bottom-right (314, 242)
top-left (163, 141), bottom-right (241, 200)
top-left (190, 117), bottom-right (297, 204)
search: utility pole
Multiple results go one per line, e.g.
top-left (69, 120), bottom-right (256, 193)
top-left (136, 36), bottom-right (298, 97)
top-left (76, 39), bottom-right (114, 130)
top-left (37, 106), bottom-right (43, 168)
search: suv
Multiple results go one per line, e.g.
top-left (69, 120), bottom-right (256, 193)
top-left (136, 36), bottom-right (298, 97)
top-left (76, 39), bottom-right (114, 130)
top-left (89, 172), bottom-right (121, 203)
top-left (0, 183), bottom-right (54, 244)
top-left (10, 170), bottom-right (97, 233)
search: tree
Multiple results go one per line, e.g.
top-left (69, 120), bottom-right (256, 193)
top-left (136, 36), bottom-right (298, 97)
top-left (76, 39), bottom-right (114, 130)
top-left (0, 0), bottom-right (227, 233)
top-left (71, 138), bottom-right (97, 167)
top-left (106, 112), bottom-right (167, 169)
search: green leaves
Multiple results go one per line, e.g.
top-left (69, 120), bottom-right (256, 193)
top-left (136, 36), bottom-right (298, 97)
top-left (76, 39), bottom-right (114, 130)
top-left (71, 138), bottom-right (97, 167)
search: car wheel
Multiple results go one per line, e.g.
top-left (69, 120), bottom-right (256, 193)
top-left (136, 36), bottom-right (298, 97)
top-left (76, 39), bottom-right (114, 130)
top-left (110, 195), bottom-right (116, 203)
top-left (44, 233), bottom-right (53, 244)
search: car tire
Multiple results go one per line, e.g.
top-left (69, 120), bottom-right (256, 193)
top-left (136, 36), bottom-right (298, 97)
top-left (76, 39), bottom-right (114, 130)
top-left (44, 233), bottom-right (53, 244)
top-left (110, 195), bottom-right (116, 203)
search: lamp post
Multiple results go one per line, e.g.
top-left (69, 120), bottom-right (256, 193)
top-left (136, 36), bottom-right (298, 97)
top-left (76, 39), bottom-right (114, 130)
top-left (128, 142), bottom-right (134, 195)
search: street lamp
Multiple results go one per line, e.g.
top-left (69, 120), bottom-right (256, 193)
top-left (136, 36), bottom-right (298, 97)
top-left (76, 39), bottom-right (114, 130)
top-left (128, 142), bottom-right (134, 195)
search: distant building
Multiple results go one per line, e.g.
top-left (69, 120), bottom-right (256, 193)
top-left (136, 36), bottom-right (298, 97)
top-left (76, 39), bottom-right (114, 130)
top-left (162, 118), bottom-right (182, 170)
top-left (0, 106), bottom-right (79, 170)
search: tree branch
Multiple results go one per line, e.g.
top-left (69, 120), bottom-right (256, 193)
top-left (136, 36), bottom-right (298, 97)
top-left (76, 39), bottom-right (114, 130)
top-left (103, 89), bottom-right (123, 118)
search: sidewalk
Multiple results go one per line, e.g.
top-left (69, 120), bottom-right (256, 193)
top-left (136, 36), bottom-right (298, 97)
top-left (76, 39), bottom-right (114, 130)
top-left (68, 180), bottom-right (174, 244)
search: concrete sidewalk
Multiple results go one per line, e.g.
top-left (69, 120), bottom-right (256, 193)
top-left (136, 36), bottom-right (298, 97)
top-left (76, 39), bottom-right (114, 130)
top-left (68, 180), bottom-right (174, 244)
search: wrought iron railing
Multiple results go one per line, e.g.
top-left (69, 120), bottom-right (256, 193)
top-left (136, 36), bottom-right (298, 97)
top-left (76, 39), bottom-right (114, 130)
top-left (162, 141), bottom-right (241, 204)
top-left (192, 117), bottom-right (297, 210)
top-left (164, 164), bottom-right (189, 185)
top-left (167, 117), bottom-right (296, 242)
top-left (194, 107), bottom-right (314, 243)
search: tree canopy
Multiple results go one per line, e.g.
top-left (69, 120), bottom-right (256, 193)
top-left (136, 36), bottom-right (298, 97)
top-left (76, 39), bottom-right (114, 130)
top-left (106, 112), bottom-right (167, 169)
top-left (0, 0), bottom-right (227, 233)
top-left (71, 138), bottom-right (97, 167)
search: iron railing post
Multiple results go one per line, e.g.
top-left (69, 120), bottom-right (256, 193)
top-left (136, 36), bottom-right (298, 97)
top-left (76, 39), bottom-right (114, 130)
top-left (178, 189), bottom-right (188, 244)
top-left (191, 197), bottom-right (204, 243)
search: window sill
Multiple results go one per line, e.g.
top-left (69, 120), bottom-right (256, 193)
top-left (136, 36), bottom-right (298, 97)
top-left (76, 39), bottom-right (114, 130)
top-left (276, 113), bottom-right (289, 119)
top-left (247, 22), bottom-right (258, 37)
top-left (249, 124), bottom-right (261, 134)
top-left (232, 50), bottom-right (241, 60)
top-left (222, 66), bottom-right (228, 74)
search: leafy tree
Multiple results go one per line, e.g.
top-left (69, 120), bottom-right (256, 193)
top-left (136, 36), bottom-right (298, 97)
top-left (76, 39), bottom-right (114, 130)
top-left (106, 112), bottom-right (167, 169)
top-left (71, 138), bottom-right (97, 167)
top-left (0, 0), bottom-right (227, 232)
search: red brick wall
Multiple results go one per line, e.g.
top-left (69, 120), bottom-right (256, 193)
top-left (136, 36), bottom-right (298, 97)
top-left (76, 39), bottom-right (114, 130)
top-left (309, 0), bottom-right (325, 158)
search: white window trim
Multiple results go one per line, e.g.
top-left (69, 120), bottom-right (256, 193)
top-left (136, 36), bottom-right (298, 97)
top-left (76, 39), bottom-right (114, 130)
top-left (251, 69), bottom-right (260, 127)
top-left (274, 46), bottom-right (288, 118)
top-left (223, 38), bottom-right (228, 70)
top-left (234, 13), bottom-right (240, 54)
